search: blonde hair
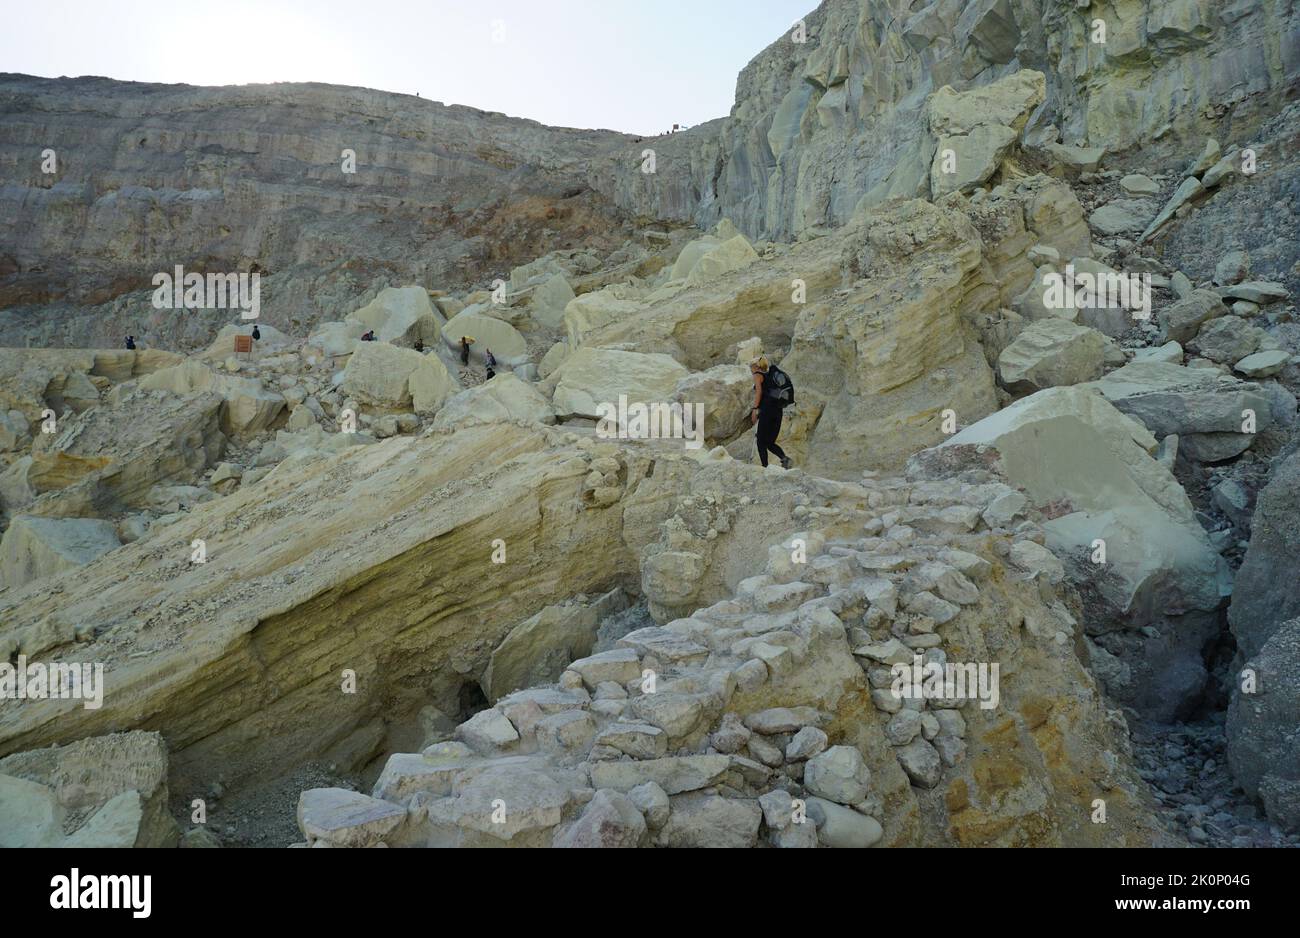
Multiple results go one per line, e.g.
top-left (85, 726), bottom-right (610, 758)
top-left (750, 355), bottom-right (770, 372)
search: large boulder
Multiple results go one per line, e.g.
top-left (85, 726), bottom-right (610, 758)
top-left (997, 319), bottom-right (1109, 393)
top-left (1069, 258), bottom-right (1144, 337)
top-left (1088, 199), bottom-right (1158, 236)
top-left (928, 70), bottom-right (1045, 197)
top-left (0, 731), bottom-right (177, 848)
top-left (1226, 617), bottom-right (1300, 833)
top-left (306, 320), bottom-right (366, 357)
top-left (656, 793), bottom-right (762, 848)
top-left (563, 285), bottom-right (645, 348)
top-left (683, 235), bottom-right (759, 287)
top-left (441, 311), bottom-right (528, 366)
top-left (140, 359), bottom-right (285, 437)
top-left (1159, 289), bottom-right (1227, 344)
top-left (1187, 315), bottom-right (1267, 365)
top-left (530, 274), bottom-right (576, 330)
top-left (349, 286), bottom-right (443, 347)
top-left (932, 385), bottom-right (1226, 719)
top-left (432, 373), bottom-right (555, 430)
top-left (342, 344), bottom-right (458, 413)
top-left (297, 787), bottom-right (406, 847)
top-left (0, 515), bottom-right (121, 591)
top-left (673, 365), bottom-right (752, 442)
top-left (1229, 447), bottom-right (1300, 659)
top-left (1084, 361), bottom-right (1273, 463)
top-left (551, 348), bottom-right (690, 420)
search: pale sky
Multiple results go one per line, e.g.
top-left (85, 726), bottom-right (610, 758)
top-left (3, 0), bottom-right (817, 135)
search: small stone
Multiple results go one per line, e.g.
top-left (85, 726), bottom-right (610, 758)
top-left (885, 710), bottom-right (923, 745)
top-left (897, 738), bottom-right (944, 788)
top-left (628, 782), bottom-right (671, 830)
top-left (785, 726), bottom-right (829, 761)
top-left (804, 746), bottom-right (871, 804)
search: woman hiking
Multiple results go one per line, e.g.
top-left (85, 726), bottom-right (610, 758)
top-left (750, 356), bottom-right (792, 470)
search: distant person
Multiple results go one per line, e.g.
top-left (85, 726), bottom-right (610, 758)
top-left (361, 330), bottom-right (376, 342)
top-left (125, 335), bottom-right (136, 350)
top-left (460, 336), bottom-right (473, 367)
top-left (251, 324), bottom-right (261, 342)
top-left (414, 339), bottom-right (424, 353)
top-left (750, 356), bottom-right (794, 470)
top-left (484, 348), bottom-right (497, 380)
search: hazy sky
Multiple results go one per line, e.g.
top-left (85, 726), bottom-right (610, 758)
top-left (4, 0), bottom-right (816, 135)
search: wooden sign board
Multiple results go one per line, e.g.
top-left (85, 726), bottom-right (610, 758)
top-left (233, 335), bottom-right (253, 355)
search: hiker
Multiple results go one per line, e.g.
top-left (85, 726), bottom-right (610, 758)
top-left (251, 324), bottom-right (261, 342)
top-left (750, 356), bottom-right (793, 469)
top-left (460, 335), bottom-right (473, 366)
top-left (125, 335), bottom-right (136, 350)
top-left (485, 348), bottom-right (497, 380)
top-left (361, 330), bottom-right (376, 342)
top-left (414, 339), bottom-right (424, 353)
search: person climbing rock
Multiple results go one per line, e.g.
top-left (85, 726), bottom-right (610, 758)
top-left (751, 356), bottom-right (793, 470)
top-left (485, 348), bottom-right (497, 380)
top-left (251, 324), bottom-right (261, 342)
top-left (124, 335), bottom-right (136, 350)
top-left (361, 330), bottom-right (376, 342)
top-left (460, 335), bottom-right (473, 366)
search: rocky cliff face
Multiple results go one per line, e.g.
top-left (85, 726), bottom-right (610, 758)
top-left (0, 75), bottom-right (636, 347)
top-left (589, 0), bottom-right (1300, 240)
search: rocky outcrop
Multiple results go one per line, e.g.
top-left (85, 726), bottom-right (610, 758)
top-left (0, 731), bottom-right (177, 848)
top-left (291, 474), bottom-right (1172, 848)
top-left (588, 0), bottom-right (1300, 241)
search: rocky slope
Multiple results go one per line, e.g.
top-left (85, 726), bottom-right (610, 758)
top-left (2, 1), bottom-right (1300, 848)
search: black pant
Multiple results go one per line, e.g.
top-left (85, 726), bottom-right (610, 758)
top-left (756, 408), bottom-right (786, 467)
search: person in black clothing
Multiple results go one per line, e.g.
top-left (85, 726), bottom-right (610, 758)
top-left (125, 335), bottom-right (136, 350)
top-left (460, 336), bottom-right (472, 366)
top-left (361, 330), bottom-right (376, 342)
top-left (251, 324), bottom-right (261, 342)
top-left (484, 348), bottom-right (497, 380)
top-left (750, 356), bottom-right (791, 469)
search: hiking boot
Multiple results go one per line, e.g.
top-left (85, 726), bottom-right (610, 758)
top-left (780, 456), bottom-right (792, 470)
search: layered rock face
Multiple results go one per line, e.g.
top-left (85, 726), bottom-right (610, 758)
top-left (0, 75), bottom-right (636, 347)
